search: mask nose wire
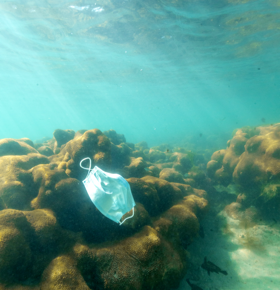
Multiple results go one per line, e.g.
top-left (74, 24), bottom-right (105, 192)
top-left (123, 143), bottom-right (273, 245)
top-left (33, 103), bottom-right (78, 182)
top-left (80, 157), bottom-right (92, 177)
top-left (119, 207), bottom-right (134, 225)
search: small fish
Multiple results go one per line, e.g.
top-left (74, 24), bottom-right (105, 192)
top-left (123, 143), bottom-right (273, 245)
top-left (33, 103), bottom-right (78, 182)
top-left (201, 257), bottom-right (228, 276)
top-left (186, 279), bottom-right (203, 290)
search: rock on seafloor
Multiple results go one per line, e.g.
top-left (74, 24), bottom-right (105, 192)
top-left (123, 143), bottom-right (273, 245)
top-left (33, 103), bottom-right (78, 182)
top-left (207, 124), bottom-right (280, 219)
top-left (0, 128), bottom-right (208, 290)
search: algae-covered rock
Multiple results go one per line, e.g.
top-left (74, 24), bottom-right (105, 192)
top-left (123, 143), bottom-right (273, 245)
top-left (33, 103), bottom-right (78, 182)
top-left (148, 149), bottom-right (166, 163)
top-left (74, 226), bottom-right (186, 290)
top-left (17, 138), bottom-right (34, 148)
top-left (0, 210), bottom-right (32, 283)
top-left (37, 145), bottom-right (53, 156)
top-left (103, 129), bottom-right (126, 145)
top-left (260, 183), bottom-right (280, 202)
top-left (128, 178), bottom-right (160, 216)
top-left (156, 196), bottom-right (200, 246)
top-left (23, 209), bottom-right (64, 251)
top-left (41, 256), bottom-right (89, 290)
top-left (0, 128), bottom-right (209, 289)
top-left (142, 176), bottom-right (184, 212)
top-left (232, 125), bottom-right (280, 192)
top-left (53, 129), bottom-right (75, 148)
top-left (0, 226), bottom-right (32, 283)
top-left (110, 143), bottom-right (132, 170)
top-left (122, 157), bottom-right (147, 178)
top-left (169, 152), bottom-right (193, 173)
top-left (0, 154), bottom-right (49, 209)
top-left (209, 124), bottom-right (280, 214)
top-left (0, 138), bottom-right (38, 156)
top-left (147, 165), bottom-right (160, 177)
top-left (159, 168), bottom-right (186, 184)
top-left (187, 168), bottom-right (207, 186)
top-left (171, 183), bottom-right (207, 199)
top-left (135, 141), bottom-right (149, 151)
top-left (50, 129), bottom-right (111, 179)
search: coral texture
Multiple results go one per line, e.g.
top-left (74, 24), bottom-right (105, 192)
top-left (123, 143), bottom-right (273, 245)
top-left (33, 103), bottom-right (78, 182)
top-left (0, 129), bottom-right (208, 289)
top-left (207, 124), bottom-right (280, 212)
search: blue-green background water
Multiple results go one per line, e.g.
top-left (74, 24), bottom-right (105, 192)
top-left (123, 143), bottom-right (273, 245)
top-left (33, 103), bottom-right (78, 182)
top-left (1, 0), bottom-right (280, 148)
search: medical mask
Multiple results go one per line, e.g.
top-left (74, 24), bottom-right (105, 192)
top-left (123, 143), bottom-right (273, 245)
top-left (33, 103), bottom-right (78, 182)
top-left (80, 157), bottom-right (135, 225)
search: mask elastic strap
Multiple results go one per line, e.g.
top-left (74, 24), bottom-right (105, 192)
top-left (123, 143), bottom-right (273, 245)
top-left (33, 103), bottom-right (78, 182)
top-left (80, 157), bottom-right (92, 177)
top-left (119, 207), bottom-right (134, 225)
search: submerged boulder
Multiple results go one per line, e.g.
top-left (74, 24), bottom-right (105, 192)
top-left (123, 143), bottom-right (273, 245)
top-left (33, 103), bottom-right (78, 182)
top-left (0, 128), bottom-right (208, 289)
top-left (208, 124), bottom-right (280, 214)
top-left (0, 138), bottom-right (38, 156)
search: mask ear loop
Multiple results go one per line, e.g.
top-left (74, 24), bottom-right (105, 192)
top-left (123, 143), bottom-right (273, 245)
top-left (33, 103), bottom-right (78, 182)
top-left (119, 207), bottom-right (134, 225)
top-left (80, 157), bottom-right (92, 178)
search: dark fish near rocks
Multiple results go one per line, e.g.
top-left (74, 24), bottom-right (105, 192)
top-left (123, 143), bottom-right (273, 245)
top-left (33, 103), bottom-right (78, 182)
top-left (201, 257), bottom-right (228, 276)
top-left (186, 279), bottom-right (203, 290)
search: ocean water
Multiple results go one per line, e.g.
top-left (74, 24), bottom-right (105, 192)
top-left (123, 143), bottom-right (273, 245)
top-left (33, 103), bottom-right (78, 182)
top-left (1, 1), bottom-right (280, 290)
top-left (1, 0), bottom-right (280, 147)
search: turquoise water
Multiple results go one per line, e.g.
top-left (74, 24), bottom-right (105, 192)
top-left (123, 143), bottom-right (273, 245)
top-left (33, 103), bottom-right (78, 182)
top-left (1, 1), bottom-right (280, 289)
top-left (1, 0), bottom-right (280, 146)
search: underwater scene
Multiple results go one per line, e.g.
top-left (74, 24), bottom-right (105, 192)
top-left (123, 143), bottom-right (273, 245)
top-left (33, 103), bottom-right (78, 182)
top-left (1, 0), bottom-right (280, 289)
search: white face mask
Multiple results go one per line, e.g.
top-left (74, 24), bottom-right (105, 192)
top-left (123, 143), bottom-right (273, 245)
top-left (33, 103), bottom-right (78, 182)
top-left (80, 157), bottom-right (135, 225)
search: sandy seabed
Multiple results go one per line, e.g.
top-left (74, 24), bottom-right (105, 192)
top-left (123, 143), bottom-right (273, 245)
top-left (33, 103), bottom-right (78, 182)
top-left (178, 210), bottom-right (280, 290)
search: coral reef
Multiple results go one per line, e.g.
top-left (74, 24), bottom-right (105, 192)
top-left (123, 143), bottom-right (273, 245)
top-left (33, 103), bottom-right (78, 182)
top-left (207, 124), bottom-right (280, 216)
top-left (0, 129), bottom-right (208, 289)
top-left (0, 138), bottom-right (37, 156)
